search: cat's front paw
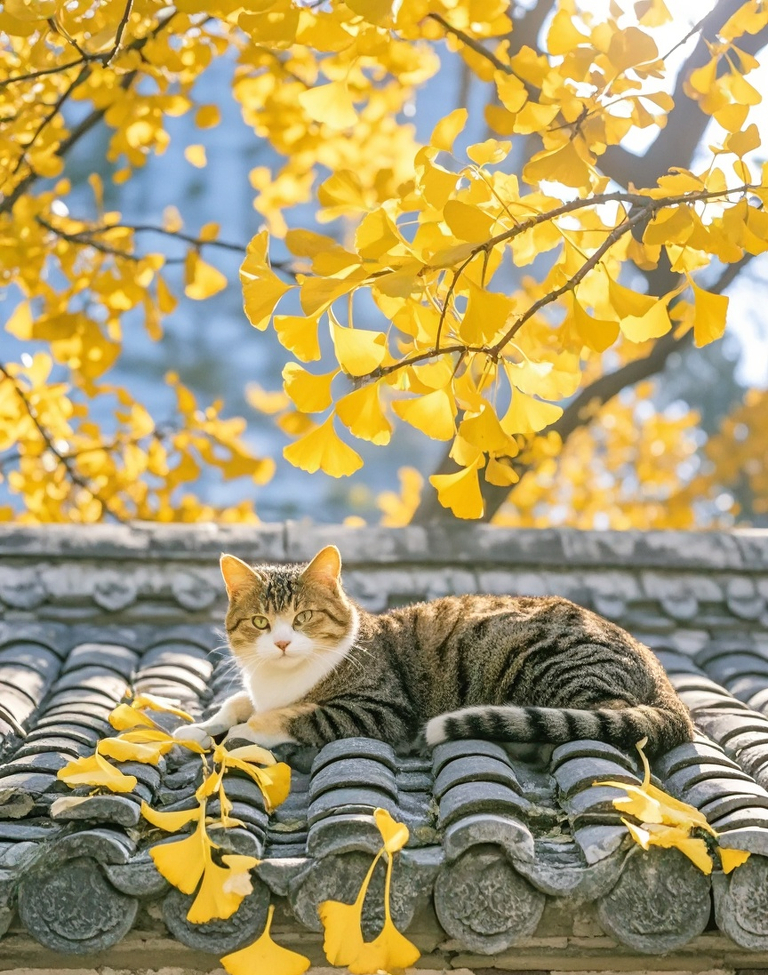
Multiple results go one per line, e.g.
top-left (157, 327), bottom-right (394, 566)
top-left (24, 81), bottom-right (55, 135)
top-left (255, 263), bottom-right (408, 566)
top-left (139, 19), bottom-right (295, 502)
top-left (173, 723), bottom-right (213, 748)
top-left (226, 722), bottom-right (295, 749)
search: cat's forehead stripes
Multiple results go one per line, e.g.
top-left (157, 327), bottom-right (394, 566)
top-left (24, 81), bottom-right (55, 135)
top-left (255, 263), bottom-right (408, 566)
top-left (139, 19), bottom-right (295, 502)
top-left (256, 565), bottom-right (303, 612)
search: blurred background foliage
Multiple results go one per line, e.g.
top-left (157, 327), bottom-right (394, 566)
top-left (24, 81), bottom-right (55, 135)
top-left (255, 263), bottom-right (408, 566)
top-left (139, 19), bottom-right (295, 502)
top-left (1, 0), bottom-right (767, 528)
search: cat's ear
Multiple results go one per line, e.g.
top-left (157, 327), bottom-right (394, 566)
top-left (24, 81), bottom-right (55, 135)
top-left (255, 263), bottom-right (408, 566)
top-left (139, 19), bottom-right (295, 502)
top-left (220, 554), bottom-right (261, 599)
top-left (301, 545), bottom-right (342, 587)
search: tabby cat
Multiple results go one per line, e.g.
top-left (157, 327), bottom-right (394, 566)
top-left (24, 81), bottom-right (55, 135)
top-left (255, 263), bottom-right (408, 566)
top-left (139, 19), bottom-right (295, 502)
top-left (177, 545), bottom-right (693, 756)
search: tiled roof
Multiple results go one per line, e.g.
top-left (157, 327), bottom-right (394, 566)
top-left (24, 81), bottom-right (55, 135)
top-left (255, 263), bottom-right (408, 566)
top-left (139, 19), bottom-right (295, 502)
top-left (2, 523), bottom-right (768, 966)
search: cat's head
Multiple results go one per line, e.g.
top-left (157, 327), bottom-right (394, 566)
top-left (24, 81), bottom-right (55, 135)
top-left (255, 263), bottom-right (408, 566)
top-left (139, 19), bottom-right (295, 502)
top-left (219, 545), bottom-right (357, 669)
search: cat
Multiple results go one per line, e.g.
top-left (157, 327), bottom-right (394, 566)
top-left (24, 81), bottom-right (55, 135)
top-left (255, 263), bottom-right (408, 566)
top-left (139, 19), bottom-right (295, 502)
top-left (176, 545), bottom-right (694, 756)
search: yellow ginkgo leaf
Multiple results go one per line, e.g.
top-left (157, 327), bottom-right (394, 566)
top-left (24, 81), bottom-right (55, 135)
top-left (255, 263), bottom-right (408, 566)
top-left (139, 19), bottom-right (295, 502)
top-left (501, 388), bottom-right (563, 436)
top-left (393, 387), bottom-right (456, 440)
top-left (429, 459), bottom-right (484, 520)
top-left (98, 731), bottom-right (176, 765)
top-left (348, 916), bottom-right (421, 975)
top-left (459, 399), bottom-right (517, 454)
top-left (374, 807), bottom-right (409, 853)
top-left (131, 694), bottom-right (194, 720)
top-left (185, 252), bottom-right (227, 300)
top-left (336, 382), bottom-right (393, 446)
top-left (57, 752), bottom-right (138, 793)
top-left (719, 846), bottom-right (751, 874)
top-left (187, 858), bottom-right (243, 923)
top-left (222, 904), bottom-right (310, 975)
top-left (282, 362), bottom-right (338, 413)
top-left (320, 851), bottom-right (382, 967)
top-left (461, 285), bottom-right (514, 344)
top-left (283, 415), bottom-right (364, 479)
top-left (240, 232), bottom-right (292, 331)
top-left (430, 107), bottom-right (468, 152)
top-left (223, 743), bottom-right (278, 767)
top-left (523, 140), bottom-right (591, 188)
top-left (485, 456), bottom-right (520, 486)
top-left (299, 82), bottom-right (357, 129)
top-left (150, 814), bottom-right (211, 894)
top-left (109, 703), bottom-right (157, 732)
top-left (624, 819), bottom-right (713, 875)
top-left (355, 207), bottom-right (403, 261)
top-left (495, 71), bottom-right (527, 113)
top-left (467, 139), bottom-right (511, 165)
top-left (274, 314), bottom-right (322, 362)
top-left (330, 318), bottom-right (387, 377)
top-left (572, 296), bottom-right (620, 353)
top-left (141, 800), bottom-right (203, 833)
top-left (443, 200), bottom-right (495, 244)
top-left (689, 277), bottom-right (729, 347)
top-left (187, 852), bottom-right (260, 924)
top-left (620, 297), bottom-right (672, 343)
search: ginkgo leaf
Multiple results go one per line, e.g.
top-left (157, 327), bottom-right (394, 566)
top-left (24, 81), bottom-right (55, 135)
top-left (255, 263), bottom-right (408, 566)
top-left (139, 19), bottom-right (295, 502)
top-left (501, 388), bottom-right (563, 436)
top-left (109, 703), bottom-right (158, 732)
top-left (374, 807), bottom-right (409, 853)
top-left (57, 752), bottom-right (138, 793)
top-left (222, 904), bottom-right (310, 975)
top-left (355, 207), bottom-right (403, 261)
top-left (283, 415), bottom-right (364, 478)
top-left (187, 858), bottom-right (244, 923)
top-left (443, 200), bottom-right (495, 243)
top-left (719, 846), bottom-right (751, 874)
top-left (689, 277), bottom-right (729, 347)
top-left (223, 743), bottom-right (279, 767)
top-left (185, 252), bottom-right (227, 300)
top-left (572, 296), bottom-right (620, 352)
top-left (430, 107), bottom-right (468, 152)
top-left (620, 297), bottom-right (672, 343)
top-left (623, 819), bottom-right (713, 875)
top-left (347, 916), bottom-right (421, 975)
top-left (330, 318), bottom-right (387, 377)
top-left (320, 897), bottom-right (368, 968)
top-left (141, 800), bottom-right (203, 833)
top-left (240, 232), bottom-right (292, 330)
top-left (495, 72), bottom-right (527, 112)
top-left (485, 456), bottom-right (520, 486)
top-left (467, 139), bottom-right (511, 165)
top-left (429, 460), bottom-right (484, 519)
top-left (98, 731), bottom-right (176, 765)
top-left (393, 387), bottom-right (456, 440)
top-left (282, 362), bottom-right (338, 413)
top-left (299, 82), bottom-right (357, 129)
top-left (336, 382), bottom-right (393, 445)
top-left (523, 140), bottom-right (591, 188)
top-left (461, 285), bottom-right (514, 343)
top-left (274, 314), bottom-right (322, 362)
top-left (459, 400), bottom-right (517, 454)
top-left (131, 694), bottom-right (194, 720)
top-left (150, 814), bottom-right (211, 894)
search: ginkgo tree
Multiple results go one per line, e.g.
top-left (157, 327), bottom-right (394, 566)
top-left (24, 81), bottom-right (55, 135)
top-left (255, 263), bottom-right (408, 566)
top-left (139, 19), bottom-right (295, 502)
top-left (1, 0), bottom-right (767, 525)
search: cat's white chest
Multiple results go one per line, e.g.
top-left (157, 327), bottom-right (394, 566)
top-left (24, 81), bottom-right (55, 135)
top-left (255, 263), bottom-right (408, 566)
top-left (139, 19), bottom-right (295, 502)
top-left (247, 656), bottom-right (337, 712)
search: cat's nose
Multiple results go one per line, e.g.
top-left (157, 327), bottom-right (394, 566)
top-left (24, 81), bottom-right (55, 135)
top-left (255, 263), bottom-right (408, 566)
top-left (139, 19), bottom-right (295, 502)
top-left (274, 640), bottom-right (291, 652)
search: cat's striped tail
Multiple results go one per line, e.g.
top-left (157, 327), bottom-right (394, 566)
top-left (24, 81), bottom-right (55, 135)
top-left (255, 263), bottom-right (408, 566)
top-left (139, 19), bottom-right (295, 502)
top-left (425, 701), bottom-right (693, 756)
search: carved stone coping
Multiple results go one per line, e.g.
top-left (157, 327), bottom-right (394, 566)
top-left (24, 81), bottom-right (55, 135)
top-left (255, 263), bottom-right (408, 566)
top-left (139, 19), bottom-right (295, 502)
top-left (1, 523), bottom-right (768, 571)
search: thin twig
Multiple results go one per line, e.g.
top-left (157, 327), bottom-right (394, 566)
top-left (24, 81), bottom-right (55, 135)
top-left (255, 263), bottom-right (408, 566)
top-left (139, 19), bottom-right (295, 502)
top-left (104, 0), bottom-right (136, 65)
top-left (36, 216), bottom-right (140, 261)
top-left (428, 12), bottom-right (522, 80)
top-left (660, 13), bottom-right (711, 62)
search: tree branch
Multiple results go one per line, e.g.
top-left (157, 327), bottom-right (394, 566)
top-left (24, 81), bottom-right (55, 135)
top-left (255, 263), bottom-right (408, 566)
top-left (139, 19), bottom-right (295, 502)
top-left (600, 0), bottom-right (768, 188)
top-left (411, 252), bottom-right (756, 525)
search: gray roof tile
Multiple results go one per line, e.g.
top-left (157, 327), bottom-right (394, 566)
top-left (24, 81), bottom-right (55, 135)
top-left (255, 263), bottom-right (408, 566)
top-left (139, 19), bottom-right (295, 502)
top-left (3, 523), bottom-right (768, 960)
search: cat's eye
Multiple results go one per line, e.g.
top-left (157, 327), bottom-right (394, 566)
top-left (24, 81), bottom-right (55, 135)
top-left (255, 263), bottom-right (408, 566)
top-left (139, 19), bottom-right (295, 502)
top-left (294, 610), bottom-right (313, 626)
top-left (251, 615), bottom-right (270, 630)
